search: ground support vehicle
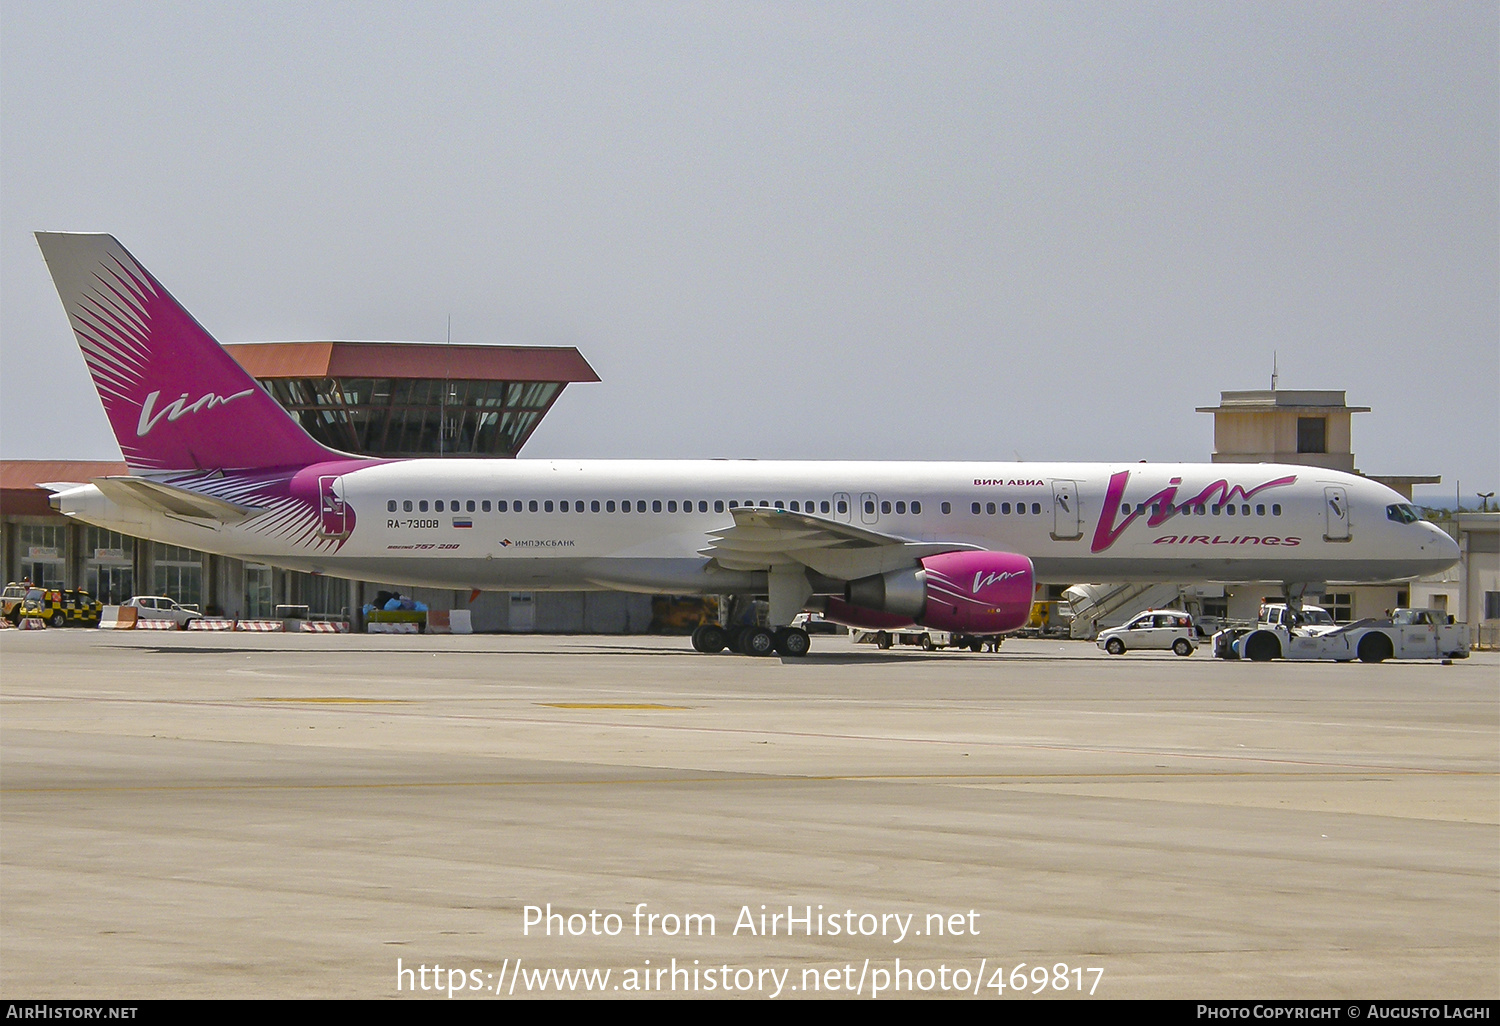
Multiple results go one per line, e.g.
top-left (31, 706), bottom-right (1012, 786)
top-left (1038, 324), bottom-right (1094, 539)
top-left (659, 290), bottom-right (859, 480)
top-left (1214, 607), bottom-right (1469, 662)
top-left (1015, 600), bottom-right (1071, 638)
top-left (2, 583), bottom-right (36, 624)
top-left (16, 587), bottom-right (102, 628)
top-left (849, 628), bottom-right (1002, 652)
top-left (1096, 610), bottom-right (1198, 656)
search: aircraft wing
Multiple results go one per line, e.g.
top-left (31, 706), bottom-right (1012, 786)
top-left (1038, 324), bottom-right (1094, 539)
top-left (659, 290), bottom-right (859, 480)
top-left (700, 506), bottom-right (978, 579)
top-left (90, 476), bottom-right (264, 525)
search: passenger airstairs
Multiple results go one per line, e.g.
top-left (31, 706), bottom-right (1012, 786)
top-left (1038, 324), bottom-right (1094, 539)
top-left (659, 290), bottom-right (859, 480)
top-left (1065, 582), bottom-right (1185, 639)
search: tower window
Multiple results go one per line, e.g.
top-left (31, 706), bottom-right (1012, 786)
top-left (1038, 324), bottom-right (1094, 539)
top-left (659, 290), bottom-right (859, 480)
top-left (1297, 417), bottom-right (1327, 454)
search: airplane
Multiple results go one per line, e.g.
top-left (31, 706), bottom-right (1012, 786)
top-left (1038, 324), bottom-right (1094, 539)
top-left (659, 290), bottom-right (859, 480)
top-left (33, 232), bottom-right (1460, 657)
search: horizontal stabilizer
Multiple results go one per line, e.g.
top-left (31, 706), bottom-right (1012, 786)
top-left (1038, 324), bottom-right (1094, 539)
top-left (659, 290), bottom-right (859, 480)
top-left (91, 476), bottom-right (263, 524)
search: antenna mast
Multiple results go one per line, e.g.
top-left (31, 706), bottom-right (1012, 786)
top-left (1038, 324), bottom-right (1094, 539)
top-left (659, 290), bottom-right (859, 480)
top-left (439, 315), bottom-right (451, 457)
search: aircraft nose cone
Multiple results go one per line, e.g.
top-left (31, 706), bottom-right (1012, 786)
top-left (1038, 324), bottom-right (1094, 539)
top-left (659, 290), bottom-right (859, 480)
top-left (1424, 524), bottom-right (1460, 566)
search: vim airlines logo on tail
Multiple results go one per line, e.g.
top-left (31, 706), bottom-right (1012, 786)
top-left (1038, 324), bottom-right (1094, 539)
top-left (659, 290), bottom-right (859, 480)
top-left (137, 389), bottom-right (256, 437)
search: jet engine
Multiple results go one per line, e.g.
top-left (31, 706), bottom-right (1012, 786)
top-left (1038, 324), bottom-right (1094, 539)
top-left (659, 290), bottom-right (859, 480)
top-left (825, 551), bottom-right (1035, 634)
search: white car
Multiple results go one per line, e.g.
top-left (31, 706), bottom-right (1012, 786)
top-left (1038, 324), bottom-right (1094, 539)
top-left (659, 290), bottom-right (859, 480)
top-left (122, 596), bottom-right (202, 627)
top-left (1097, 610), bottom-right (1198, 656)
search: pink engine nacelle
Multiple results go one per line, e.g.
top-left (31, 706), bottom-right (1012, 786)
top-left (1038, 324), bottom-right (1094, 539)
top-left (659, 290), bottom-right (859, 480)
top-left (822, 551), bottom-right (1035, 634)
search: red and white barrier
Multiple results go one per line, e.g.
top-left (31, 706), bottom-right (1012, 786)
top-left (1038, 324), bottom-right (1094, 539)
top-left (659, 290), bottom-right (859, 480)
top-left (98, 606), bottom-right (137, 629)
top-left (425, 610), bottom-right (472, 635)
top-left (188, 618), bottom-right (236, 631)
top-left (17, 618), bottom-right (47, 630)
top-left (299, 621), bottom-right (348, 633)
top-left (235, 620), bottom-right (285, 632)
top-left (134, 618), bottom-right (180, 630)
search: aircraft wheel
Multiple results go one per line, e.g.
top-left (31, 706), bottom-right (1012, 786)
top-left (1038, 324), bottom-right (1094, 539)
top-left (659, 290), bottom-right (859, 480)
top-left (739, 627), bottom-right (776, 656)
top-left (1172, 638), bottom-right (1193, 657)
top-left (1105, 638), bottom-right (1125, 656)
top-left (692, 624), bottom-right (727, 653)
top-left (774, 627), bottom-right (810, 657)
top-left (968, 639), bottom-right (983, 653)
top-left (875, 632), bottom-right (892, 650)
top-left (1357, 633), bottom-right (1393, 663)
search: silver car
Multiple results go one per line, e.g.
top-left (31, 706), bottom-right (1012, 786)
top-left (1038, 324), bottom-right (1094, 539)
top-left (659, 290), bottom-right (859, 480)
top-left (122, 596), bottom-right (203, 628)
top-left (1097, 610), bottom-right (1197, 656)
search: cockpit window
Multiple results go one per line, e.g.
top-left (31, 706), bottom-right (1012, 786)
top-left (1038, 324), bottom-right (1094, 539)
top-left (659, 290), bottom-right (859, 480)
top-left (1385, 503), bottom-right (1421, 524)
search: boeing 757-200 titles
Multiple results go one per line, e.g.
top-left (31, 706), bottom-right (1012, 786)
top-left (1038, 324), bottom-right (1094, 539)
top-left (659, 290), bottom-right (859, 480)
top-left (34, 233), bottom-right (1459, 656)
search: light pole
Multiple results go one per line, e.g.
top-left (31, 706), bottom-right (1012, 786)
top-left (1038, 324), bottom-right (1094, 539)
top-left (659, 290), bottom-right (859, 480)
top-left (1479, 492), bottom-right (1495, 513)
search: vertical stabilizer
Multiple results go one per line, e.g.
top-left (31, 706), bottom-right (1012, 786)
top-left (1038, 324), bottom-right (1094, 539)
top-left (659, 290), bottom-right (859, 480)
top-left (35, 232), bottom-right (344, 473)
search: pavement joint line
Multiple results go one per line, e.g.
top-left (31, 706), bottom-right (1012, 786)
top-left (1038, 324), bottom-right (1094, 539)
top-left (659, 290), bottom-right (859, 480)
top-left (3, 768), bottom-right (1494, 794)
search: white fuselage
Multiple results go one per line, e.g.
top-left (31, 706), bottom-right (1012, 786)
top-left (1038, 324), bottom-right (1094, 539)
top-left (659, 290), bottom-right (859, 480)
top-left (55, 460), bottom-right (1459, 595)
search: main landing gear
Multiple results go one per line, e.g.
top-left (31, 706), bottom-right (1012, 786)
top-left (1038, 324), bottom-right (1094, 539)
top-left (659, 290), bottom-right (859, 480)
top-left (691, 623), bottom-right (811, 657)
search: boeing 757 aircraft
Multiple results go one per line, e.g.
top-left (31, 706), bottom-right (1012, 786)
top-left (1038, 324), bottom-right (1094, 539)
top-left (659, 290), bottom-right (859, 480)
top-left (34, 233), bottom-right (1459, 656)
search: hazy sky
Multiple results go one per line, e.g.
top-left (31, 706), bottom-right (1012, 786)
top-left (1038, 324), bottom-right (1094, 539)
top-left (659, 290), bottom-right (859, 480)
top-left (2, 2), bottom-right (1495, 502)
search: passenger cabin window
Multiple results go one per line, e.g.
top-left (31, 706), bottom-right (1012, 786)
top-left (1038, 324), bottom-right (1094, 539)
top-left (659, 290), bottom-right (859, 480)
top-left (387, 500), bottom-right (397, 512)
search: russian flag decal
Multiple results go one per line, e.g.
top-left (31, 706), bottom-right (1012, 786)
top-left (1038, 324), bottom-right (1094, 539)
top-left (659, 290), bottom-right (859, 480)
top-left (453, 518), bottom-right (473, 529)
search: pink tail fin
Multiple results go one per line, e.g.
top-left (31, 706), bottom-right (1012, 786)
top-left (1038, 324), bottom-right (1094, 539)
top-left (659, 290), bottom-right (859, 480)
top-left (36, 233), bottom-right (343, 473)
